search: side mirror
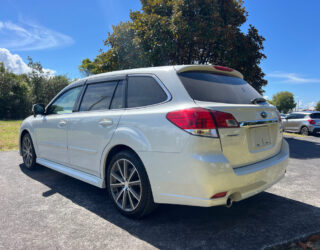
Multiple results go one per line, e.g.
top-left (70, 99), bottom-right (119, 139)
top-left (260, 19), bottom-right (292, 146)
top-left (32, 104), bottom-right (45, 117)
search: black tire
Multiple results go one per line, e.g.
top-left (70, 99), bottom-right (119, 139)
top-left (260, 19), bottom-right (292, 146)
top-left (21, 133), bottom-right (37, 170)
top-left (106, 150), bottom-right (157, 219)
top-left (300, 126), bottom-right (309, 136)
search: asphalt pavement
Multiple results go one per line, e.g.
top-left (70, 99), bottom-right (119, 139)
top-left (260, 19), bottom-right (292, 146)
top-left (0, 135), bottom-right (319, 249)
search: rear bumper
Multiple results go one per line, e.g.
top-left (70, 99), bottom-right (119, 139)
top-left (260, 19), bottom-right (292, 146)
top-left (309, 125), bottom-right (320, 133)
top-left (140, 139), bottom-right (289, 207)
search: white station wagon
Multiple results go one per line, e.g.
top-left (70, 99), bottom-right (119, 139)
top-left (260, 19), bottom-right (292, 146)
top-left (20, 65), bottom-right (289, 218)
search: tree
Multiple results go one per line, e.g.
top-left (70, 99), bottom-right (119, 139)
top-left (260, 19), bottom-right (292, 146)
top-left (315, 101), bottom-right (320, 111)
top-left (272, 91), bottom-right (296, 113)
top-left (79, 0), bottom-right (267, 93)
top-left (0, 59), bottom-right (70, 120)
top-left (27, 57), bottom-right (46, 104)
top-left (27, 57), bottom-right (69, 105)
top-left (267, 99), bottom-right (275, 105)
top-left (41, 75), bottom-right (69, 105)
top-left (79, 22), bottom-right (148, 75)
top-left (0, 62), bottom-right (31, 119)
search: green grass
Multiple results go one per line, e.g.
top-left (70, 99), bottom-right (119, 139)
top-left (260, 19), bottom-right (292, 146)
top-left (0, 120), bottom-right (22, 151)
top-left (283, 132), bottom-right (306, 137)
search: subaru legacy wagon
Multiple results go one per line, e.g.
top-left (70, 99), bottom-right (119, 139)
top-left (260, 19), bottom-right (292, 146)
top-left (20, 65), bottom-right (289, 218)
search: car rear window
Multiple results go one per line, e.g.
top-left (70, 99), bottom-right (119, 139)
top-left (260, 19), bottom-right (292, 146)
top-left (178, 71), bottom-right (262, 104)
top-left (310, 113), bottom-right (320, 119)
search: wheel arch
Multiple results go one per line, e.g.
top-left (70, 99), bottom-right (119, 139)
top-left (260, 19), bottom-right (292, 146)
top-left (102, 144), bottom-right (144, 181)
top-left (101, 144), bottom-right (155, 200)
top-left (300, 125), bottom-right (309, 134)
top-left (100, 125), bottom-right (153, 184)
top-left (19, 129), bottom-right (33, 156)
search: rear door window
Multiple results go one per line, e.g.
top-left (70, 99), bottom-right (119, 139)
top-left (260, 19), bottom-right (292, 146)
top-left (127, 76), bottom-right (167, 108)
top-left (178, 71), bottom-right (262, 104)
top-left (286, 114), bottom-right (297, 119)
top-left (80, 81), bottom-right (117, 111)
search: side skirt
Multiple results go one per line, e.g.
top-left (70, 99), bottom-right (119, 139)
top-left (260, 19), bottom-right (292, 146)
top-left (36, 158), bottom-right (105, 188)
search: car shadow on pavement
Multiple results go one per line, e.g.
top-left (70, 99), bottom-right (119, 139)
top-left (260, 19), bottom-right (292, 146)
top-left (285, 137), bottom-right (320, 159)
top-left (19, 164), bottom-right (320, 249)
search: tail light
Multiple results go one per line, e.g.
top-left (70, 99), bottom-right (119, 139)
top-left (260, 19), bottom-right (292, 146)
top-left (211, 110), bottom-right (239, 128)
top-left (166, 108), bottom-right (239, 138)
top-left (308, 119), bottom-right (316, 125)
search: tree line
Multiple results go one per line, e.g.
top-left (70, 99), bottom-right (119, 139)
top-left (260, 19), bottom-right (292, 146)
top-left (0, 58), bottom-right (70, 120)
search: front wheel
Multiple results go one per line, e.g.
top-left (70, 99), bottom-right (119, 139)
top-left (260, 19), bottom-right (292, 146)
top-left (21, 133), bottom-right (37, 169)
top-left (106, 150), bottom-right (156, 218)
top-left (300, 126), bottom-right (309, 136)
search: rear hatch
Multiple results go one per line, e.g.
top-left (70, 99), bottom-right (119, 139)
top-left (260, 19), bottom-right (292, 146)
top-left (177, 68), bottom-right (283, 168)
top-left (310, 113), bottom-right (320, 125)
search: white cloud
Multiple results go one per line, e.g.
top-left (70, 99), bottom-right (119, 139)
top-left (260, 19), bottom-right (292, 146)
top-left (0, 48), bottom-right (55, 76)
top-left (267, 71), bottom-right (320, 84)
top-left (0, 20), bottom-right (73, 51)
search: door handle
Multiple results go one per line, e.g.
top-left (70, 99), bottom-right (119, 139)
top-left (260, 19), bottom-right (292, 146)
top-left (99, 118), bottom-right (113, 127)
top-left (58, 120), bottom-right (67, 128)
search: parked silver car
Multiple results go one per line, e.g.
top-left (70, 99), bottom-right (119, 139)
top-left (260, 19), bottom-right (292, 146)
top-left (282, 111), bottom-right (320, 135)
top-left (20, 65), bottom-right (289, 218)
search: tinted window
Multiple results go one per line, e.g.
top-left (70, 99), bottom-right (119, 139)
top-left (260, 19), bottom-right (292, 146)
top-left (110, 81), bottom-right (124, 109)
top-left (47, 87), bottom-right (82, 115)
top-left (310, 113), bottom-right (320, 119)
top-left (80, 81), bottom-right (117, 111)
top-left (287, 113), bottom-right (305, 119)
top-left (178, 71), bottom-right (262, 104)
top-left (127, 76), bottom-right (167, 108)
top-left (286, 114), bottom-right (297, 119)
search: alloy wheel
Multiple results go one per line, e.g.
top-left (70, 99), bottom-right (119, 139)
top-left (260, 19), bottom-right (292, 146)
top-left (301, 127), bottom-right (309, 136)
top-left (22, 136), bottom-right (33, 168)
top-left (109, 159), bottom-right (142, 212)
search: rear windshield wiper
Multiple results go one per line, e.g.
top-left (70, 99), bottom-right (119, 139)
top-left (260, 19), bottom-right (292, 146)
top-left (250, 97), bottom-right (267, 104)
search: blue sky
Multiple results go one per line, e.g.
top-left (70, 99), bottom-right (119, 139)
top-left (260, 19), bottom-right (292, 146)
top-left (0, 0), bottom-right (319, 108)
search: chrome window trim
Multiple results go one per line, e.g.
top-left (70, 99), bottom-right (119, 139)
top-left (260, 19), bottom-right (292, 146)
top-left (125, 73), bottom-right (172, 110)
top-left (239, 118), bottom-right (278, 127)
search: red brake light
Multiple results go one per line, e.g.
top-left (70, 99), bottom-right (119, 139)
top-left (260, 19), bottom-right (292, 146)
top-left (308, 119), bottom-right (316, 125)
top-left (166, 108), bottom-right (216, 130)
top-left (166, 108), bottom-right (239, 137)
top-left (213, 65), bottom-right (233, 72)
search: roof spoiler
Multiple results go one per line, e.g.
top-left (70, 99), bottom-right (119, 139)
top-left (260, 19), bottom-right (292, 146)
top-left (174, 65), bottom-right (243, 79)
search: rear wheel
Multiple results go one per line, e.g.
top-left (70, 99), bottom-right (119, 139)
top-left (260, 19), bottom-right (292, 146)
top-left (106, 150), bottom-right (156, 218)
top-left (22, 133), bottom-right (37, 169)
top-left (300, 126), bottom-right (309, 136)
